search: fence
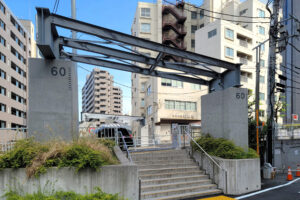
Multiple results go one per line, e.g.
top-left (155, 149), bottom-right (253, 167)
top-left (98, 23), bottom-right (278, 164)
top-left (276, 124), bottom-right (300, 140)
top-left (0, 128), bottom-right (27, 153)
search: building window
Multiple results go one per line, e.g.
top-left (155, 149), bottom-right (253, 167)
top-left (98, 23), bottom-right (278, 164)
top-left (0, 2), bottom-right (5, 14)
top-left (225, 28), bottom-right (234, 40)
top-left (0, 52), bottom-right (5, 63)
top-left (208, 29), bottom-right (217, 38)
top-left (258, 26), bottom-right (265, 35)
top-left (200, 10), bottom-right (204, 19)
top-left (0, 19), bottom-right (5, 30)
top-left (259, 110), bottom-right (265, 117)
top-left (0, 35), bottom-right (6, 47)
top-left (258, 9), bottom-right (265, 18)
top-left (141, 98), bottom-right (145, 107)
top-left (161, 78), bottom-right (183, 88)
top-left (0, 103), bottom-right (6, 112)
top-left (165, 100), bottom-right (197, 111)
top-left (11, 107), bottom-right (26, 118)
top-left (141, 8), bottom-right (150, 17)
top-left (259, 92), bottom-right (265, 101)
top-left (191, 39), bottom-right (195, 48)
top-left (0, 86), bottom-right (6, 96)
top-left (141, 23), bottom-right (151, 33)
top-left (11, 62), bottom-right (26, 77)
top-left (0, 69), bottom-right (6, 79)
top-left (200, 24), bottom-right (204, 28)
top-left (259, 75), bottom-right (265, 83)
top-left (239, 9), bottom-right (247, 16)
top-left (0, 120), bottom-right (6, 128)
top-left (261, 43), bottom-right (265, 52)
top-left (191, 11), bottom-right (197, 19)
top-left (191, 25), bottom-right (197, 33)
top-left (147, 85), bottom-right (151, 96)
top-left (141, 82), bottom-right (146, 92)
top-left (147, 105), bottom-right (152, 115)
top-left (191, 83), bottom-right (201, 90)
top-left (260, 59), bottom-right (265, 68)
top-left (225, 47), bottom-right (234, 58)
top-left (11, 92), bottom-right (26, 105)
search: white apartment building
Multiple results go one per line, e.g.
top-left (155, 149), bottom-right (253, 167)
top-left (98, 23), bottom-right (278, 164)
top-left (131, 0), bottom-right (278, 139)
top-left (0, 0), bottom-right (36, 143)
top-left (82, 68), bottom-right (123, 126)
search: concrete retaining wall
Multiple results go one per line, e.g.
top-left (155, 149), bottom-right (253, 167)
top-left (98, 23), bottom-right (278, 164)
top-left (0, 165), bottom-right (138, 200)
top-left (192, 151), bottom-right (261, 195)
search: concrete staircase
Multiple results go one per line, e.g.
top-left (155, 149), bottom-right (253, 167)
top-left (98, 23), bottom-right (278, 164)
top-left (131, 149), bottom-right (222, 200)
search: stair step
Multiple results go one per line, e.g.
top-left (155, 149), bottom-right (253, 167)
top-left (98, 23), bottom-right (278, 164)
top-left (138, 163), bottom-right (198, 170)
top-left (143, 189), bottom-right (223, 200)
top-left (131, 150), bottom-right (188, 159)
top-left (134, 159), bottom-right (195, 165)
top-left (141, 184), bottom-right (218, 199)
top-left (139, 166), bottom-right (200, 175)
top-left (141, 180), bottom-right (212, 193)
top-left (141, 175), bottom-right (210, 186)
top-left (140, 171), bottom-right (204, 180)
top-left (133, 155), bottom-right (191, 162)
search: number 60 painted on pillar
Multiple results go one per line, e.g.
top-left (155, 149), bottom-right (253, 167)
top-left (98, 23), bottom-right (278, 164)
top-left (236, 93), bottom-right (246, 99)
top-left (51, 66), bottom-right (66, 76)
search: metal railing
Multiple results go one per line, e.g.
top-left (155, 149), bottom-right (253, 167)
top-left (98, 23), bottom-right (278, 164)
top-left (239, 39), bottom-right (248, 48)
top-left (183, 128), bottom-right (228, 193)
top-left (0, 128), bottom-right (27, 153)
top-left (118, 131), bottom-right (132, 162)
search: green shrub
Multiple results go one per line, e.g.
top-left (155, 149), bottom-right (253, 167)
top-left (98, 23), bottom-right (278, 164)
top-left (98, 139), bottom-right (115, 150)
top-left (192, 134), bottom-right (259, 159)
top-left (0, 138), bottom-right (119, 177)
top-left (5, 188), bottom-right (123, 200)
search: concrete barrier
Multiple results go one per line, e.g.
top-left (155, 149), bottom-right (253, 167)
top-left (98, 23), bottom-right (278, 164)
top-left (0, 165), bottom-right (138, 200)
top-left (192, 151), bottom-right (261, 195)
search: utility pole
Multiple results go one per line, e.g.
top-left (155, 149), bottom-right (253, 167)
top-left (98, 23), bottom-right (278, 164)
top-left (71, 0), bottom-right (76, 50)
top-left (267, 0), bottom-right (281, 165)
top-left (255, 45), bottom-right (261, 155)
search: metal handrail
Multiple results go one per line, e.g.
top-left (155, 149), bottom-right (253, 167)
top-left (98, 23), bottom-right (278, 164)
top-left (184, 129), bottom-right (228, 193)
top-left (118, 131), bottom-right (132, 162)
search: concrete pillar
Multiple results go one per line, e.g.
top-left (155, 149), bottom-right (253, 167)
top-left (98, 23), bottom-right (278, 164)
top-left (28, 58), bottom-right (78, 141)
top-left (201, 87), bottom-right (248, 148)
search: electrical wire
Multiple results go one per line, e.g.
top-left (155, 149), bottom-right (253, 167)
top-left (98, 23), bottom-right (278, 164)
top-left (163, 0), bottom-right (271, 19)
top-left (52, 0), bottom-right (58, 13)
top-left (54, 0), bottom-right (60, 14)
top-left (163, 0), bottom-right (270, 24)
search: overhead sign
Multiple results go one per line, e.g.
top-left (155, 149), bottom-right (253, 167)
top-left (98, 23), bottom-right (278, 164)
top-left (292, 114), bottom-right (298, 121)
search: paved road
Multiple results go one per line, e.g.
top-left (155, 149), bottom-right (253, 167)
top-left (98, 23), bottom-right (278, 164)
top-left (196, 177), bottom-right (300, 200)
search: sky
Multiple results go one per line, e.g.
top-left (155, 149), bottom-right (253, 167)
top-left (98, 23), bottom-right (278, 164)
top-left (4, 0), bottom-right (203, 117)
top-left (4, 0), bottom-right (266, 117)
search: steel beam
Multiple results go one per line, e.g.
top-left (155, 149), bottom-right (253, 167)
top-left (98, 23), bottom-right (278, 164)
top-left (67, 54), bottom-right (209, 85)
top-left (59, 37), bottom-right (219, 78)
top-left (150, 52), bottom-right (163, 72)
top-left (39, 9), bottom-right (239, 70)
top-left (209, 65), bottom-right (242, 92)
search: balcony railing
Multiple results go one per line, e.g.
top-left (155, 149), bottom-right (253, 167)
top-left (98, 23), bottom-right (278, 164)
top-left (239, 40), bottom-right (248, 48)
top-left (239, 57), bottom-right (248, 65)
top-left (241, 75), bottom-right (248, 83)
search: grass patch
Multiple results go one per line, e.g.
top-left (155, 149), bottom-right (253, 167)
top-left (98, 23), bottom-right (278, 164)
top-left (5, 188), bottom-right (124, 200)
top-left (0, 138), bottom-right (119, 177)
top-left (192, 134), bottom-right (259, 159)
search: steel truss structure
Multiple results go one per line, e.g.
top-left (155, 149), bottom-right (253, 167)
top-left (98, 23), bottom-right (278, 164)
top-left (36, 8), bottom-right (241, 91)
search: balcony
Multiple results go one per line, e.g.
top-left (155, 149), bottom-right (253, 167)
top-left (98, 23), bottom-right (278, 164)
top-left (241, 75), bottom-right (248, 83)
top-left (239, 40), bottom-right (248, 48)
top-left (239, 57), bottom-right (248, 65)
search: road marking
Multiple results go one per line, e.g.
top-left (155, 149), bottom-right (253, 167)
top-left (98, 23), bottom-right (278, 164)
top-left (198, 195), bottom-right (236, 200)
top-left (236, 178), bottom-right (300, 199)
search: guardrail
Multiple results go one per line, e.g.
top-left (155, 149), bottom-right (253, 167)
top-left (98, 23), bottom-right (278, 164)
top-left (183, 128), bottom-right (228, 193)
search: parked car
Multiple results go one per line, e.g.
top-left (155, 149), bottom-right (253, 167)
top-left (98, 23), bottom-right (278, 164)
top-left (94, 124), bottom-right (134, 150)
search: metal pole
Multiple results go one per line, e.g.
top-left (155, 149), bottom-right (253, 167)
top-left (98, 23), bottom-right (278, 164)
top-left (71, 0), bottom-right (76, 45)
top-left (267, 0), bottom-right (281, 165)
top-left (255, 46), bottom-right (261, 155)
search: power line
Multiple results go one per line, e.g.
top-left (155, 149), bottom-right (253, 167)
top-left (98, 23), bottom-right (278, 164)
top-left (163, 0), bottom-right (270, 24)
top-left (52, 0), bottom-right (58, 13)
top-left (163, 0), bottom-right (270, 19)
top-left (54, 0), bottom-right (60, 14)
